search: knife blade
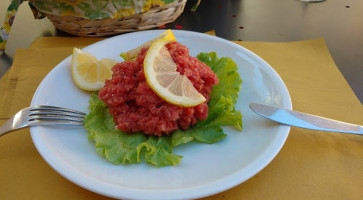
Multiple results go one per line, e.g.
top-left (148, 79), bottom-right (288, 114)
top-left (249, 103), bottom-right (363, 135)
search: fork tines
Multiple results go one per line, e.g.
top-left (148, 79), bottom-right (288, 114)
top-left (28, 105), bottom-right (86, 125)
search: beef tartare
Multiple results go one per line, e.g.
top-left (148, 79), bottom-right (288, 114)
top-left (98, 42), bottom-right (219, 136)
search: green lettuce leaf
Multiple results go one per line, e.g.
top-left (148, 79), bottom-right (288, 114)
top-left (137, 136), bottom-right (182, 167)
top-left (84, 93), bottom-right (182, 167)
top-left (197, 52), bottom-right (242, 105)
top-left (84, 52), bottom-right (242, 167)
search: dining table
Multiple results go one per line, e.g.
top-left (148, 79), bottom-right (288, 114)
top-left (1, 0), bottom-right (363, 200)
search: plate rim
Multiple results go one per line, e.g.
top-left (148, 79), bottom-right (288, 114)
top-left (30, 30), bottom-right (292, 200)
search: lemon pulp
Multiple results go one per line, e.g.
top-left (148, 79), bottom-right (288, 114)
top-left (71, 48), bottom-right (117, 91)
top-left (143, 32), bottom-right (206, 107)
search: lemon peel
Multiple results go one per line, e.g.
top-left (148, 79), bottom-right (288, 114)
top-left (122, 29), bottom-right (176, 60)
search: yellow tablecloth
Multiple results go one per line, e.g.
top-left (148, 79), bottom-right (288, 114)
top-left (0, 34), bottom-right (362, 200)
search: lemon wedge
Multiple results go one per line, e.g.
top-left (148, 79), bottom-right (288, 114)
top-left (143, 35), bottom-right (206, 107)
top-left (71, 48), bottom-right (117, 91)
top-left (121, 29), bottom-right (176, 60)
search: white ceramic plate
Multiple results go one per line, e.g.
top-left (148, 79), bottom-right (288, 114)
top-left (31, 30), bottom-right (292, 200)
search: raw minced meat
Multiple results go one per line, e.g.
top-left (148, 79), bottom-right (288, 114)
top-left (98, 42), bottom-right (218, 136)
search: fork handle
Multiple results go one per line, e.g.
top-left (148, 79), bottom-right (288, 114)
top-left (0, 114), bottom-right (31, 136)
top-left (0, 118), bottom-right (18, 136)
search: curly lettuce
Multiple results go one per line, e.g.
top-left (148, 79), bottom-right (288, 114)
top-left (84, 52), bottom-right (242, 167)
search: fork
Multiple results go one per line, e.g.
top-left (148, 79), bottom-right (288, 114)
top-left (0, 105), bottom-right (86, 137)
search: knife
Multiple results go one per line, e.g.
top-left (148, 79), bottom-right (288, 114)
top-left (249, 103), bottom-right (363, 135)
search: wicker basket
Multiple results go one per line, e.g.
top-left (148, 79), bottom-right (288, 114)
top-left (43, 0), bottom-right (186, 37)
